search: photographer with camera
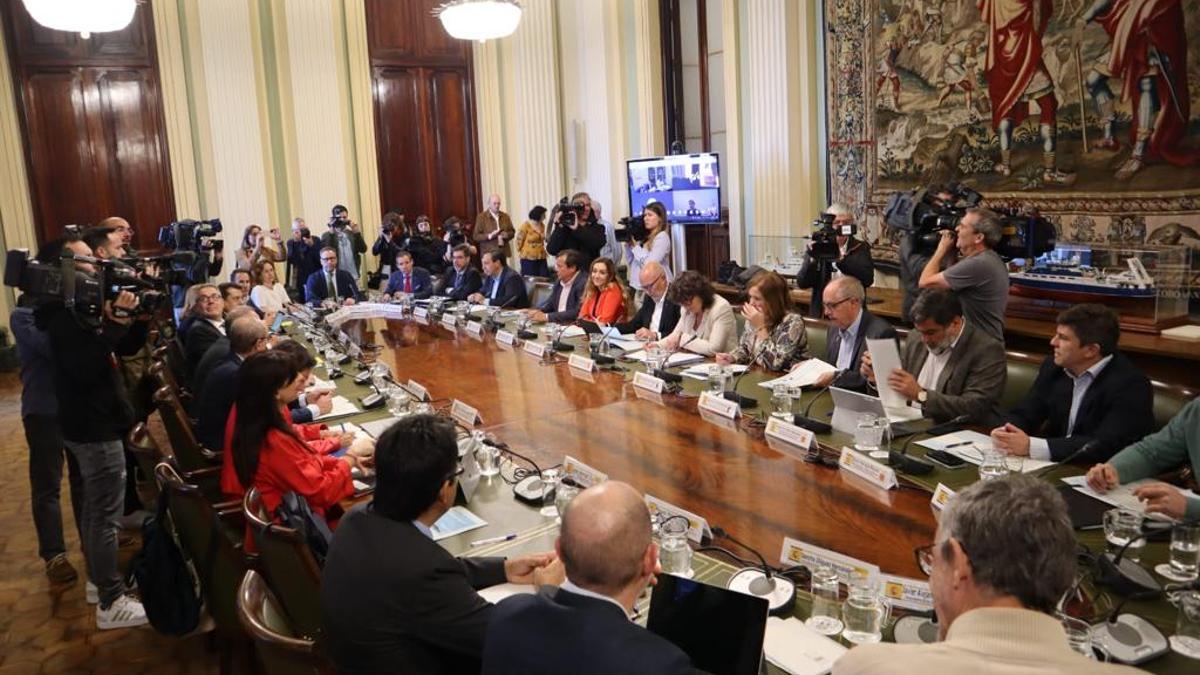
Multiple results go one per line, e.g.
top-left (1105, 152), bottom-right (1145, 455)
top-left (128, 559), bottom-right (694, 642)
top-left (474, 194), bottom-right (515, 258)
top-left (898, 186), bottom-right (955, 323)
top-left (34, 238), bottom-right (152, 629)
top-left (796, 203), bottom-right (875, 293)
top-left (287, 218), bottom-right (321, 294)
top-left (441, 216), bottom-right (473, 267)
top-left (546, 192), bottom-right (606, 268)
top-left (918, 207), bottom-right (1009, 343)
top-left (97, 216), bottom-right (134, 251)
top-left (623, 202), bottom-right (673, 294)
top-left (235, 224), bottom-right (285, 272)
top-left (372, 211), bottom-right (405, 281)
top-left (322, 204), bottom-right (367, 281)
top-left (403, 214), bottom-right (445, 275)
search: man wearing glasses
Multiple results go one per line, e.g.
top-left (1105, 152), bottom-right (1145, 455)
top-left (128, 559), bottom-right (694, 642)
top-left (614, 261), bottom-right (680, 340)
top-left (305, 247), bottom-right (362, 307)
top-left (834, 475), bottom-right (1138, 675)
top-left (811, 276), bottom-right (895, 390)
top-left (182, 284), bottom-right (228, 379)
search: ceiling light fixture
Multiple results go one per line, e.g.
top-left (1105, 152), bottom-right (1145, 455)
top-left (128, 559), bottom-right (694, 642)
top-left (434, 0), bottom-right (522, 43)
top-left (22, 0), bottom-right (137, 40)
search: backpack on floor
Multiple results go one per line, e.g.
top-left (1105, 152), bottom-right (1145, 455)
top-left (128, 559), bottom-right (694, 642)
top-left (126, 492), bottom-right (205, 635)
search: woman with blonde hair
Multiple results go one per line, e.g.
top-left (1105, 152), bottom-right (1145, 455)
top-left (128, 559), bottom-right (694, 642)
top-left (235, 223), bottom-right (285, 270)
top-left (577, 257), bottom-right (627, 325)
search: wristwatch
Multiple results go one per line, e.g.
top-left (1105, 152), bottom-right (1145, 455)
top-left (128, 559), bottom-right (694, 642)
top-left (916, 389), bottom-right (928, 404)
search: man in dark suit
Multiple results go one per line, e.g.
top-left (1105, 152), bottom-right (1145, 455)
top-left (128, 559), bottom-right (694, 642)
top-left (271, 339), bottom-right (335, 424)
top-left (321, 414), bottom-right (563, 675)
top-left (861, 289), bottom-right (1006, 424)
top-left (796, 204), bottom-right (875, 291)
top-left (523, 249), bottom-right (587, 324)
top-left (991, 304), bottom-right (1152, 462)
top-left (191, 306), bottom-right (259, 400)
top-left (482, 481), bottom-right (692, 675)
top-left (437, 243), bottom-right (483, 301)
top-left (383, 250), bottom-right (433, 299)
top-left (194, 314), bottom-right (267, 452)
top-left (468, 250), bottom-right (529, 309)
top-left (182, 284), bottom-right (227, 381)
top-left (615, 261), bottom-right (681, 339)
top-left (305, 247), bottom-right (362, 306)
top-left (812, 276), bottom-right (895, 390)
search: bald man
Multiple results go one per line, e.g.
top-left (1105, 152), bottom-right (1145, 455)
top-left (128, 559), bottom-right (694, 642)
top-left (613, 260), bottom-right (681, 340)
top-left (482, 481), bottom-right (693, 675)
top-left (474, 193), bottom-right (514, 257)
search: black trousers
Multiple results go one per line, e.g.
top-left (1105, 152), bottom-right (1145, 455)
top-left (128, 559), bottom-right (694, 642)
top-left (23, 413), bottom-right (84, 561)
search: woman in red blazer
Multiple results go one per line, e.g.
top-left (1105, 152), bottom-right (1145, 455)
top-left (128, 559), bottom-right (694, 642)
top-left (577, 256), bottom-right (628, 325)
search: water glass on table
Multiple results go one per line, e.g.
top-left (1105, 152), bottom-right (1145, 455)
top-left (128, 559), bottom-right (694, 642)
top-left (474, 433), bottom-right (501, 477)
top-left (770, 384), bottom-right (796, 421)
top-left (853, 414), bottom-right (887, 453)
top-left (1059, 615), bottom-right (1096, 659)
top-left (805, 564), bottom-right (844, 636)
top-left (386, 385), bottom-right (410, 416)
top-left (708, 366), bottom-right (730, 395)
top-left (539, 468), bottom-right (561, 518)
top-left (841, 574), bottom-right (890, 644)
top-left (1171, 591), bottom-right (1200, 659)
top-left (658, 516), bottom-right (693, 577)
top-left (1168, 522), bottom-right (1200, 581)
top-left (978, 448), bottom-right (1009, 481)
top-left (1103, 508), bottom-right (1145, 563)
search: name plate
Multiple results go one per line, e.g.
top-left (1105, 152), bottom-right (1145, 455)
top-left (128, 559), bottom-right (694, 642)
top-left (415, 315), bottom-right (429, 325)
top-left (495, 329), bottom-right (517, 346)
top-left (567, 354), bottom-right (596, 372)
top-left (404, 379), bottom-right (430, 402)
top-left (931, 483), bottom-right (957, 512)
top-left (838, 447), bottom-right (898, 490)
top-left (413, 307), bottom-right (429, 319)
top-left (562, 455), bottom-right (608, 487)
top-left (880, 574), bottom-right (934, 612)
top-left (450, 399), bottom-right (481, 426)
top-left (465, 320), bottom-right (483, 336)
top-left (523, 340), bottom-right (548, 358)
top-left (632, 371), bottom-right (665, 394)
top-left (698, 391), bottom-right (740, 419)
top-left (764, 416), bottom-right (814, 451)
top-left (441, 316), bottom-right (459, 331)
top-left (646, 495), bottom-right (712, 544)
top-left (780, 537), bottom-right (880, 585)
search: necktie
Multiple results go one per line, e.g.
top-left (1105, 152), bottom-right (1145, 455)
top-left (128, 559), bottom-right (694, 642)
top-left (327, 272), bottom-right (337, 300)
top-left (404, 274), bottom-right (412, 293)
top-left (454, 272), bottom-right (462, 289)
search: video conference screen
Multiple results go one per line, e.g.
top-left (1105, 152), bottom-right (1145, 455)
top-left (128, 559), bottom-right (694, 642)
top-left (627, 153), bottom-right (721, 224)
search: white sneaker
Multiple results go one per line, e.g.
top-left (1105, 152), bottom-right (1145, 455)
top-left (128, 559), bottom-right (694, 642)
top-left (96, 594), bottom-right (148, 630)
top-left (86, 581), bottom-right (98, 604)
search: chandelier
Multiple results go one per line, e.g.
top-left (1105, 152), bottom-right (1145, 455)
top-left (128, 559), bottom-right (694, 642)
top-left (22, 0), bottom-right (137, 39)
top-left (435, 0), bottom-right (522, 43)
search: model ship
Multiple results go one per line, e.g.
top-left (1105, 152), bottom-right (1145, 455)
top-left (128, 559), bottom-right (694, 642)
top-left (760, 246), bottom-right (805, 277)
top-left (1008, 246), bottom-right (1157, 302)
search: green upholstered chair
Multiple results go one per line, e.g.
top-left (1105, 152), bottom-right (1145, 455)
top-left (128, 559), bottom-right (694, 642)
top-left (1150, 381), bottom-right (1198, 432)
top-left (243, 488), bottom-right (324, 642)
top-left (803, 317), bottom-right (828, 359)
top-left (238, 570), bottom-right (335, 675)
top-left (1000, 351), bottom-right (1044, 412)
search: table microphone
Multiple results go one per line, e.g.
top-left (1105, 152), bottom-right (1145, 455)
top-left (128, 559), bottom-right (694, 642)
top-left (889, 414), bottom-right (970, 476)
top-left (652, 334), bottom-right (697, 384)
top-left (792, 374), bottom-right (845, 434)
top-left (714, 526), bottom-right (796, 616)
top-left (1031, 439), bottom-right (1105, 478)
top-left (588, 323), bottom-right (616, 365)
top-left (550, 324), bottom-right (575, 352)
top-left (722, 342), bottom-right (770, 409)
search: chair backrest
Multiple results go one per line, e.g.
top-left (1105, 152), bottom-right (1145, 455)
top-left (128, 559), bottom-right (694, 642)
top-left (154, 385), bottom-right (219, 471)
top-left (1000, 350), bottom-right (1044, 412)
top-left (150, 358), bottom-right (188, 401)
top-left (802, 316), bottom-right (828, 359)
top-left (529, 281), bottom-right (554, 309)
top-left (243, 488), bottom-right (324, 640)
top-left (155, 462), bottom-right (247, 636)
top-left (127, 423), bottom-right (162, 505)
top-left (237, 570), bottom-right (333, 675)
top-left (1150, 380), bottom-right (1198, 432)
top-left (522, 275), bottom-right (537, 301)
top-left (157, 337), bottom-right (189, 386)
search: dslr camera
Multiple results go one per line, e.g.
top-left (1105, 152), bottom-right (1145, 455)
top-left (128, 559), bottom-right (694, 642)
top-left (615, 214), bottom-right (648, 243)
top-left (809, 213), bottom-right (858, 260)
top-left (556, 197), bottom-right (586, 228)
top-left (5, 249), bottom-right (167, 323)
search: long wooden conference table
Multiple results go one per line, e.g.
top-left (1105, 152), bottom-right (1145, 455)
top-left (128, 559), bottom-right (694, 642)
top-left (302, 305), bottom-right (1194, 673)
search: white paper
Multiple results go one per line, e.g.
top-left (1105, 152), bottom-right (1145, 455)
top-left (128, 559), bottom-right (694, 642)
top-left (758, 359), bottom-right (838, 389)
top-left (477, 583), bottom-right (536, 605)
top-left (430, 505), bottom-right (488, 541)
top-left (916, 431), bottom-right (1054, 473)
top-left (680, 362), bottom-right (750, 381)
top-left (865, 338), bottom-right (907, 409)
top-left (1061, 476), bottom-right (1185, 520)
top-left (359, 417), bottom-right (399, 439)
top-left (763, 617), bottom-right (847, 675)
top-left (315, 395), bottom-right (359, 421)
top-left (623, 350), bottom-right (706, 367)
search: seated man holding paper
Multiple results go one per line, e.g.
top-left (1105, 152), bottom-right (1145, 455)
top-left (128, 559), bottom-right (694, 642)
top-left (1086, 398), bottom-right (1200, 520)
top-left (482, 481), bottom-right (692, 675)
top-left (614, 261), bottom-right (680, 340)
top-left (322, 414), bottom-right (564, 675)
top-left (834, 475), bottom-right (1140, 675)
top-left (522, 249), bottom-right (587, 323)
top-left (990, 304), bottom-right (1152, 463)
top-left (860, 289), bottom-right (1005, 424)
top-left (715, 270), bottom-right (809, 372)
top-left (812, 276), bottom-right (895, 389)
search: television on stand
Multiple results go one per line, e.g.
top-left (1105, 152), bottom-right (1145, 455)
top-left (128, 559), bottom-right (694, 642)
top-left (626, 153), bottom-right (721, 224)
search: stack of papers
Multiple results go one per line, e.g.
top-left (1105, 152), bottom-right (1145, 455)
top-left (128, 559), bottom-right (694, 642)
top-left (758, 359), bottom-right (838, 389)
top-left (315, 395), bottom-right (360, 421)
top-left (915, 431), bottom-right (1054, 473)
top-left (1060, 476), bottom-right (1186, 520)
top-left (597, 326), bottom-right (645, 351)
top-left (622, 350), bottom-right (707, 368)
top-left (430, 506), bottom-right (487, 540)
top-left (359, 417), bottom-right (399, 439)
top-left (865, 338), bottom-right (906, 409)
top-left (763, 617), bottom-right (847, 675)
top-left (680, 363), bottom-right (749, 381)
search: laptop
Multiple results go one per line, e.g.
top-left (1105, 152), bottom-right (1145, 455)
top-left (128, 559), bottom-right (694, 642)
top-left (829, 386), bottom-right (924, 436)
top-left (646, 575), bottom-right (768, 675)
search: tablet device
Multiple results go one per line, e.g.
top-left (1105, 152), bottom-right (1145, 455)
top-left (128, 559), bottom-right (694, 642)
top-left (575, 320), bottom-right (604, 335)
top-left (647, 575), bottom-right (768, 675)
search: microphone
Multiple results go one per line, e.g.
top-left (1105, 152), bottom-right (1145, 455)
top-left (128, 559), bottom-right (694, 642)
top-left (722, 341), bottom-right (770, 409)
top-left (550, 323), bottom-right (575, 352)
top-left (713, 526), bottom-right (796, 616)
top-left (888, 414), bottom-right (970, 476)
top-left (1031, 439), bottom-right (1106, 478)
top-left (792, 375), bottom-right (844, 434)
top-left (588, 323), bottom-right (617, 365)
top-left (652, 334), bottom-right (697, 383)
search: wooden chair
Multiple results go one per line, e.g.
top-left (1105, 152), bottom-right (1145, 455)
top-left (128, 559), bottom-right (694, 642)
top-left (130, 423), bottom-right (228, 505)
top-left (237, 570), bottom-right (335, 675)
top-left (153, 385), bottom-right (221, 471)
top-left (243, 488), bottom-right (324, 641)
top-left (150, 357), bottom-right (191, 408)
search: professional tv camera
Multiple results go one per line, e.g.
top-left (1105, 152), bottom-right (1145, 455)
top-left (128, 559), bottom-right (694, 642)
top-left (615, 214), bottom-right (649, 243)
top-left (809, 212), bottom-right (859, 260)
top-left (157, 218), bottom-right (223, 285)
top-left (4, 249), bottom-right (167, 323)
top-left (884, 183), bottom-right (1055, 260)
top-left (556, 197), bottom-right (586, 228)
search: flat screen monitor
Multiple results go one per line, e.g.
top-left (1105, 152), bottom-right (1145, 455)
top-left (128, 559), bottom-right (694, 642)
top-left (646, 574), bottom-right (768, 675)
top-left (627, 153), bottom-right (721, 224)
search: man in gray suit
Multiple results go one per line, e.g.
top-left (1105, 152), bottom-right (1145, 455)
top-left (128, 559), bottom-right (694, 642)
top-left (861, 289), bottom-right (1005, 423)
top-left (812, 276), bottom-right (896, 390)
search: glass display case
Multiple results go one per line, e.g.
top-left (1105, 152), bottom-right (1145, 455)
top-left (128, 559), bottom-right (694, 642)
top-left (747, 235), bottom-right (813, 280)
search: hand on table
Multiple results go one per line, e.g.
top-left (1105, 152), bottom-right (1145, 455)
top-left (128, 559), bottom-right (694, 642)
top-left (1133, 482), bottom-right (1188, 520)
top-left (1085, 463), bottom-right (1120, 493)
top-left (990, 423), bottom-right (1031, 457)
top-left (715, 353), bottom-right (733, 366)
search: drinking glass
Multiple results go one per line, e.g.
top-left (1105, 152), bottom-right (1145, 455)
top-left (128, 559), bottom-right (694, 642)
top-left (323, 347), bottom-right (341, 366)
top-left (771, 384), bottom-right (795, 421)
top-left (539, 468), bottom-right (561, 518)
top-left (805, 564), bottom-right (844, 636)
top-left (841, 575), bottom-right (890, 644)
top-left (516, 314), bottom-right (532, 333)
top-left (853, 414), bottom-right (886, 453)
top-left (1103, 508), bottom-right (1145, 563)
top-left (708, 366), bottom-right (730, 395)
top-left (472, 431), bottom-right (500, 477)
top-left (659, 517), bottom-right (693, 576)
top-left (645, 344), bottom-right (666, 373)
top-left (1171, 591), bottom-right (1200, 658)
top-left (1060, 615), bottom-right (1095, 659)
top-left (554, 478), bottom-right (581, 519)
top-left (978, 449), bottom-right (1008, 481)
top-left (1003, 454), bottom-right (1025, 475)
top-left (371, 363), bottom-right (391, 392)
top-left (386, 385), bottom-right (410, 416)
top-left (1170, 523), bottom-right (1200, 581)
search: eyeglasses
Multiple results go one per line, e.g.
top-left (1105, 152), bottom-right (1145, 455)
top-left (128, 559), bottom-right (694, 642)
top-left (824, 297), bottom-right (854, 311)
top-left (198, 293), bottom-right (221, 302)
top-left (320, 257), bottom-right (337, 262)
top-left (445, 466), bottom-right (465, 482)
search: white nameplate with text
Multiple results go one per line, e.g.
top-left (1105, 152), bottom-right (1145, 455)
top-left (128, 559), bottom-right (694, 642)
top-left (646, 495), bottom-right (712, 544)
top-left (465, 321), bottom-right (483, 336)
top-left (413, 306), bottom-right (429, 319)
top-left (880, 574), bottom-right (934, 612)
top-left (415, 315), bottom-right (429, 325)
top-left (450, 399), bottom-right (482, 426)
top-left (562, 456), bottom-right (608, 487)
top-left (838, 447), bottom-right (898, 490)
top-left (441, 316), bottom-right (459, 331)
top-left (568, 354), bottom-right (596, 372)
top-left (523, 340), bottom-right (548, 359)
top-left (404, 379), bottom-right (430, 402)
top-left (780, 537), bottom-right (880, 585)
top-left (495, 330), bottom-right (517, 346)
top-left (764, 416), bottom-right (814, 451)
top-left (632, 371), bottom-right (666, 394)
top-left (698, 391), bottom-right (740, 419)
top-left (931, 483), bottom-right (957, 512)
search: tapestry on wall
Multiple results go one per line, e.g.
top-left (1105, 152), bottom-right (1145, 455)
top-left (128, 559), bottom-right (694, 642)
top-left (824, 0), bottom-right (1200, 306)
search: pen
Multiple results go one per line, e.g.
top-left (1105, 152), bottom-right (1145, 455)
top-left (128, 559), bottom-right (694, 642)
top-left (470, 533), bottom-right (517, 547)
top-left (943, 440), bottom-right (972, 449)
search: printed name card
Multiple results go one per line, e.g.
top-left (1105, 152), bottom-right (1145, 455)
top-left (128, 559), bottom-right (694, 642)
top-left (495, 330), bottom-right (517, 346)
top-left (931, 483), bottom-right (957, 512)
top-left (450, 399), bottom-right (482, 427)
top-left (415, 315), bottom-right (430, 325)
top-left (698, 391), bottom-right (740, 420)
top-left (523, 340), bottom-right (548, 358)
top-left (562, 456), bottom-right (608, 487)
top-left (880, 574), bottom-right (934, 612)
top-left (764, 416), bottom-right (814, 451)
top-left (632, 371), bottom-right (665, 394)
top-left (779, 537), bottom-right (880, 585)
top-left (838, 447), bottom-right (898, 490)
top-left (465, 321), bottom-right (483, 336)
top-left (646, 495), bottom-right (712, 544)
top-left (413, 306), bottom-right (429, 319)
top-left (568, 353), bottom-right (596, 372)
top-left (404, 379), bottom-right (430, 402)
top-left (441, 316), bottom-right (459, 331)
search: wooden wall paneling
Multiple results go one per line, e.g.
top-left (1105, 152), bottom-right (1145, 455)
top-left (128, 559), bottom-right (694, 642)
top-left (427, 67), bottom-right (477, 224)
top-left (373, 66), bottom-right (429, 218)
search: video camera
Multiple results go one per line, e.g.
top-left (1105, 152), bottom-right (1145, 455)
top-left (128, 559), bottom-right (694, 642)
top-left (615, 214), bottom-right (648, 243)
top-left (884, 183), bottom-right (1054, 260)
top-left (556, 197), bottom-right (586, 228)
top-left (809, 213), bottom-right (859, 260)
top-left (4, 249), bottom-right (168, 322)
top-left (157, 218), bottom-right (223, 286)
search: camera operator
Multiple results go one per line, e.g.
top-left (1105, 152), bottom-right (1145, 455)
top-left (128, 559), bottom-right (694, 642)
top-left (404, 214), bottom-right (444, 274)
top-left (372, 211), bottom-right (405, 281)
top-left (899, 185), bottom-right (955, 323)
top-left (286, 218), bottom-right (321, 295)
top-left (321, 204), bottom-right (367, 280)
top-left (918, 207), bottom-right (1009, 343)
top-left (624, 202), bottom-right (673, 293)
top-left (440, 216), bottom-right (472, 266)
top-left (97, 216), bottom-right (134, 252)
top-left (34, 240), bottom-right (151, 628)
top-left (546, 192), bottom-right (606, 268)
top-left (796, 203), bottom-right (875, 291)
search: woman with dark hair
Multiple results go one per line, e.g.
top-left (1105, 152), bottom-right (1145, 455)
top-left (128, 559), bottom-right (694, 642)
top-left (236, 223), bottom-right (285, 271)
top-left (655, 270), bottom-right (736, 355)
top-left (219, 351), bottom-right (359, 528)
top-left (249, 259), bottom-right (294, 324)
top-left (577, 257), bottom-right (628, 324)
top-left (716, 271), bottom-right (810, 372)
top-left (625, 201), bottom-right (673, 292)
top-left (515, 205), bottom-right (550, 277)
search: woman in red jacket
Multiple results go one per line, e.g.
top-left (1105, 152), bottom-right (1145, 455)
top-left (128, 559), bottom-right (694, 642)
top-left (577, 256), bottom-right (627, 325)
top-left (227, 351), bottom-right (360, 525)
